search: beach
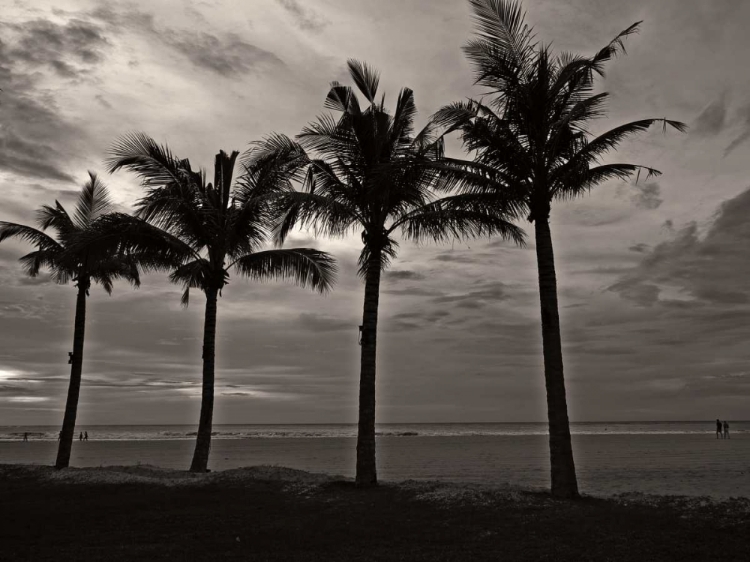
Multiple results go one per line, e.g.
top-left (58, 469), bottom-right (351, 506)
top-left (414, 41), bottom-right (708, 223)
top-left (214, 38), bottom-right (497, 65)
top-left (2, 432), bottom-right (748, 498)
top-left (2, 462), bottom-right (750, 561)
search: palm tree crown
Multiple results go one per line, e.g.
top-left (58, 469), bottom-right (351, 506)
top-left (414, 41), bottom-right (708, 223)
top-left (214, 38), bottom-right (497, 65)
top-left (252, 59), bottom-right (524, 267)
top-left (98, 134), bottom-right (336, 304)
top-left (0, 172), bottom-right (139, 293)
top-left (434, 0), bottom-right (686, 220)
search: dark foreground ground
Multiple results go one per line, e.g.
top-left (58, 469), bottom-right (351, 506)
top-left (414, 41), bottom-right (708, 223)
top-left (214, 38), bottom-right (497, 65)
top-left (1, 465), bottom-right (749, 561)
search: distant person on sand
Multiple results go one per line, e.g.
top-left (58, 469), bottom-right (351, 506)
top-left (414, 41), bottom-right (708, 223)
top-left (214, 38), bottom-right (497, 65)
top-left (723, 421), bottom-right (730, 439)
top-left (23, 432), bottom-right (28, 442)
top-left (84, 431), bottom-right (89, 441)
top-left (79, 432), bottom-right (83, 441)
top-left (716, 419), bottom-right (722, 439)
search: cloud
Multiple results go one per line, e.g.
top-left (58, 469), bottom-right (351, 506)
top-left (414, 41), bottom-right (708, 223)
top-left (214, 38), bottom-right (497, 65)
top-left (610, 186), bottom-right (750, 307)
top-left (90, 6), bottom-right (283, 77)
top-left (94, 94), bottom-right (112, 109)
top-left (297, 312), bottom-right (352, 332)
top-left (432, 282), bottom-right (509, 309)
top-left (385, 269), bottom-right (425, 282)
top-left (0, 17), bottom-right (108, 182)
top-left (165, 31), bottom-right (284, 77)
top-left (4, 18), bottom-right (109, 76)
top-left (724, 104), bottom-right (750, 157)
top-left (433, 252), bottom-right (478, 264)
top-left (628, 243), bottom-right (650, 253)
top-left (276, 0), bottom-right (328, 32)
top-left (692, 95), bottom-right (727, 136)
top-left (628, 182), bottom-right (663, 210)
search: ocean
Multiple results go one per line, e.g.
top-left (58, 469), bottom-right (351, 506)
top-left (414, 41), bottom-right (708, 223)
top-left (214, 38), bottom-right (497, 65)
top-left (3, 422), bottom-right (747, 498)
top-left (2, 421), bottom-right (747, 441)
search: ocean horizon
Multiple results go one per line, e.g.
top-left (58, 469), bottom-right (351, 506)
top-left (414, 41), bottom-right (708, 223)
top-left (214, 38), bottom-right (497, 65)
top-left (3, 420), bottom-right (747, 441)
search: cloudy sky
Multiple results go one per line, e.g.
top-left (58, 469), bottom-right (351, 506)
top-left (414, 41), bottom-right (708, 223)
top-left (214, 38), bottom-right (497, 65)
top-left (1, 0), bottom-right (749, 426)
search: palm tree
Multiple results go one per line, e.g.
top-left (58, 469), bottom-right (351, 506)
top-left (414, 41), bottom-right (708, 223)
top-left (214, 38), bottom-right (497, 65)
top-left (434, 0), bottom-right (686, 498)
top-left (0, 173), bottom-right (140, 469)
top-left (95, 134), bottom-right (337, 472)
top-left (249, 60), bottom-right (525, 486)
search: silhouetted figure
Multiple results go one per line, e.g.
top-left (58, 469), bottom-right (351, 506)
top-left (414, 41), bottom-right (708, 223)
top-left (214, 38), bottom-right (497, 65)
top-left (84, 431), bottom-right (89, 441)
top-left (23, 432), bottom-right (28, 442)
top-left (723, 421), bottom-right (730, 439)
top-left (716, 419), bottom-right (722, 439)
top-left (79, 432), bottom-right (83, 441)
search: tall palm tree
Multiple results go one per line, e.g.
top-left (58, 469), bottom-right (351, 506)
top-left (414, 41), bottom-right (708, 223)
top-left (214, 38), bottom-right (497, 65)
top-left (94, 134), bottom-right (337, 472)
top-left (249, 60), bottom-right (525, 486)
top-left (0, 173), bottom-right (140, 469)
top-left (434, 0), bottom-right (686, 498)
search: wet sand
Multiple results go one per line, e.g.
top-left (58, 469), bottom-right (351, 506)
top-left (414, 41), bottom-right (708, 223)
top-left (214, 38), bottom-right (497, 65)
top-left (2, 434), bottom-right (748, 498)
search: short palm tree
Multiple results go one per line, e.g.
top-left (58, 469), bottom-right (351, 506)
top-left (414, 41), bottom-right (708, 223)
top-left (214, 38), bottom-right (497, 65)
top-left (249, 60), bottom-right (525, 486)
top-left (0, 173), bottom-right (140, 469)
top-left (434, 0), bottom-right (686, 498)
top-left (95, 134), bottom-right (337, 472)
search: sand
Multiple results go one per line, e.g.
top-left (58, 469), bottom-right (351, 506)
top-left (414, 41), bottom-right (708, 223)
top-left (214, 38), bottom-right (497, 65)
top-left (2, 434), bottom-right (748, 498)
top-left (3, 462), bottom-right (750, 561)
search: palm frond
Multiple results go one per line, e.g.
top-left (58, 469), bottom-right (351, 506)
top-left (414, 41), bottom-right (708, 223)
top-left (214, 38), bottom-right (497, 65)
top-left (273, 191), bottom-right (360, 245)
top-left (17, 249), bottom-right (66, 279)
top-left (107, 132), bottom-right (192, 188)
top-left (0, 222), bottom-right (62, 252)
top-left (67, 212), bottom-right (197, 270)
top-left (324, 82), bottom-right (361, 114)
top-left (89, 252), bottom-right (142, 295)
top-left (392, 194), bottom-right (525, 246)
top-left (212, 150), bottom-right (240, 212)
top-left (73, 172), bottom-right (113, 228)
top-left (347, 59), bottom-right (380, 104)
top-left (233, 248), bottom-right (336, 293)
top-left (588, 21), bottom-right (642, 77)
top-left (551, 118), bottom-right (687, 191)
top-left (467, 0), bottom-right (536, 67)
top-left (556, 163), bottom-right (661, 200)
top-left (37, 202), bottom-right (77, 240)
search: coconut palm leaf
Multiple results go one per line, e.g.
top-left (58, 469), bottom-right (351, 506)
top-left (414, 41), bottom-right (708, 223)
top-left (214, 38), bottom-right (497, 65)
top-left (107, 132), bottom-right (192, 188)
top-left (233, 248), bottom-right (336, 293)
top-left (73, 172), bottom-right (113, 228)
top-left (0, 222), bottom-right (62, 252)
top-left (347, 59), bottom-right (380, 103)
top-left (393, 194), bottom-right (525, 245)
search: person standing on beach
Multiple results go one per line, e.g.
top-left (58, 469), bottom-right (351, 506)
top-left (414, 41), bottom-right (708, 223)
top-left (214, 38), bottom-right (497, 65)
top-left (723, 421), bottom-right (730, 439)
top-left (716, 419), bottom-right (722, 438)
top-left (84, 431), bottom-right (88, 441)
top-left (23, 432), bottom-right (28, 442)
top-left (79, 432), bottom-right (83, 441)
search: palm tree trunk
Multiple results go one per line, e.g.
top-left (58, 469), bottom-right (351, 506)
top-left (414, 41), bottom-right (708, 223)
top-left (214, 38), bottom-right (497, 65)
top-left (55, 280), bottom-right (88, 469)
top-left (190, 287), bottom-right (219, 473)
top-left (533, 217), bottom-right (579, 499)
top-left (356, 249), bottom-right (382, 486)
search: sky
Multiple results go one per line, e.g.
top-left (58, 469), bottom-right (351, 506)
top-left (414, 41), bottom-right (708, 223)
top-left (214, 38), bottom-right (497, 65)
top-left (1, 0), bottom-right (749, 425)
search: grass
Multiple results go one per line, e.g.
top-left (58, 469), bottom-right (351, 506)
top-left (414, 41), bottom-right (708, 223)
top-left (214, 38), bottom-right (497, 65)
top-left (2, 464), bottom-right (749, 561)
